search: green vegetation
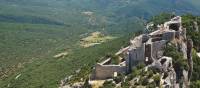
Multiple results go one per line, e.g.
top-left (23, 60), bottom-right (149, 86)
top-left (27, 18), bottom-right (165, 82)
top-left (0, 34), bottom-right (132, 88)
top-left (0, 0), bottom-right (144, 87)
top-left (149, 13), bottom-right (200, 87)
top-left (100, 63), bottom-right (148, 88)
top-left (100, 80), bottom-right (116, 88)
top-left (126, 63), bottom-right (145, 82)
top-left (113, 73), bottom-right (124, 84)
top-left (110, 55), bottom-right (121, 65)
top-left (80, 32), bottom-right (116, 48)
top-left (191, 80), bottom-right (200, 88)
top-left (181, 14), bottom-right (200, 87)
top-left (121, 63), bottom-right (160, 88)
top-left (90, 13), bottom-right (200, 88)
top-left (149, 13), bottom-right (174, 29)
top-left (83, 78), bottom-right (92, 88)
top-left (0, 0), bottom-right (200, 87)
top-left (153, 75), bottom-right (160, 86)
top-left (164, 44), bottom-right (188, 71)
top-left (163, 43), bottom-right (189, 86)
top-left (182, 14), bottom-right (200, 51)
top-left (191, 49), bottom-right (200, 81)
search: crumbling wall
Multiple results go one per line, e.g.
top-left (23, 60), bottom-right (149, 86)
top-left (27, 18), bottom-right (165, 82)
top-left (126, 44), bottom-right (145, 72)
top-left (145, 43), bottom-right (153, 64)
top-left (130, 35), bottom-right (143, 47)
top-left (162, 31), bottom-right (176, 41)
top-left (91, 16), bottom-right (188, 82)
top-left (94, 64), bottom-right (126, 80)
top-left (130, 44), bottom-right (145, 64)
top-left (151, 40), bottom-right (167, 59)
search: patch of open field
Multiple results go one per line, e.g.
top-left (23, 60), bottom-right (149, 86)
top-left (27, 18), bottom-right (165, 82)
top-left (80, 32), bottom-right (117, 48)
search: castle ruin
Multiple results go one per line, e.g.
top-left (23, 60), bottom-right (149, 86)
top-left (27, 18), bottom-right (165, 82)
top-left (90, 16), bottom-right (193, 88)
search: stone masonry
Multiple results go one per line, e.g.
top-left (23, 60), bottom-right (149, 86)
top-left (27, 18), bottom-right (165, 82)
top-left (91, 16), bottom-right (193, 88)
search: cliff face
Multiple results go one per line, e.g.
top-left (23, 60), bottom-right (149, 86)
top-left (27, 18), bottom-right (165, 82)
top-left (143, 16), bottom-right (193, 88)
top-left (93, 16), bottom-right (194, 88)
top-left (60, 16), bottom-right (194, 88)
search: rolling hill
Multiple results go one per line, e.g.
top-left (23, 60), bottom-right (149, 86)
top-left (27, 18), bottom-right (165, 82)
top-left (0, 0), bottom-right (200, 87)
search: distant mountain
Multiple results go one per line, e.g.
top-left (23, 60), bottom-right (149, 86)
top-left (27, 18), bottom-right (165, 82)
top-left (1, 0), bottom-right (200, 28)
top-left (1, 0), bottom-right (200, 20)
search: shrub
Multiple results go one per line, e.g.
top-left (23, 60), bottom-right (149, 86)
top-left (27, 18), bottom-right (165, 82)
top-left (83, 78), bottom-right (92, 88)
top-left (141, 77), bottom-right (149, 86)
top-left (113, 73), bottom-right (124, 84)
top-left (110, 55), bottom-right (120, 65)
top-left (190, 80), bottom-right (200, 88)
top-left (164, 44), bottom-right (189, 71)
top-left (148, 70), bottom-right (154, 78)
top-left (153, 75), bottom-right (160, 86)
top-left (101, 80), bottom-right (115, 88)
top-left (147, 82), bottom-right (156, 88)
top-left (191, 49), bottom-right (200, 81)
top-left (136, 63), bottom-right (145, 69)
top-left (121, 81), bottom-right (130, 88)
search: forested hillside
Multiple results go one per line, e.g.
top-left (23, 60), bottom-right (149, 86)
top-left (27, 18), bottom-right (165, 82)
top-left (0, 0), bottom-right (200, 87)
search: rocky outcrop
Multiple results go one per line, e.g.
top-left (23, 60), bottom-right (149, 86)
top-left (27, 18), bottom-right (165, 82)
top-left (187, 39), bottom-right (193, 82)
top-left (64, 16), bottom-right (193, 88)
top-left (193, 21), bottom-right (199, 32)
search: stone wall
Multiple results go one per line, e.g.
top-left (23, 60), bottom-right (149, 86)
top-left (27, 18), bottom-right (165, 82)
top-left (130, 35), bottom-right (143, 47)
top-left (94, 63), bottom-right (126, 80)
top-left (91, 16), bottom-right (186, 80)
top-left (162, 31), bottom-right (176, 41)
top-left (126, 43), bottom-right (145, 72)
top-left (145, 43), bottom-right (153, 64)
top-left (151, 40), bottom-right (167, 59)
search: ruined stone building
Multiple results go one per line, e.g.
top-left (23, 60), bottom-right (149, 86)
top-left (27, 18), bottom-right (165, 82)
top-left (91, 16), bottom-right (193, 88)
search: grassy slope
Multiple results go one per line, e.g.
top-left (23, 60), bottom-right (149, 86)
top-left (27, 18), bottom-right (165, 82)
top-left (0, 1), bottom-right (142, 86)
top-left (0, 34), bottom-right (132, 88)
top-left (0, 0), bottom-right (200, 87)
top-left (0, 21), bottom-right (95, 66)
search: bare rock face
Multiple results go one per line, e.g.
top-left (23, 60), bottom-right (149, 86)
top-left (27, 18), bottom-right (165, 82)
top-left (63, 16), bottom-right (194, 88)
top-left (182, 28), bottom-right (187, 40)
top-left (187, 39), bottom-right (193, 82)
top-left (193, 21), bottom-right (199, 32)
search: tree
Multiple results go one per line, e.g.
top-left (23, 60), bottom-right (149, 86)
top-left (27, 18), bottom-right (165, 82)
top-left (100, 80), bottom-right (115, 88)
top-left (190, 80), bottom-right (200, 88)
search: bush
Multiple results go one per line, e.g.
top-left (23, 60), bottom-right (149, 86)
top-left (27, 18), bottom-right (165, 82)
top-left (101, 80), bottom-right (116, 88)
top-left (121, 81), bottom-right (130, 88)
top-left (191, 49), bottom-right (200, 81)
top-left (153, 75), bottom-right (160, 86)
top-left (110, 55), bottom-right (120, 65)
top-left (164, 44), bottom-right (188, 71)
top-left (113, 73), bottom-right (124, 84)
top-left (182, 14), bottom-right (200, 51)
top-left (141, 77), bottom-right (149, 86)
top-left (147, 82), bottom-right (156, 88)
top-left (149, 13), bottom-right (174, 30)
top-left (190, 80), bottom-right (200, 88)
top-left (83, 78), bottom-right (92, 88)
top-left (136, 63), bottom-right (145, 69)
top-left (147, 70), bottom-right (154, 78)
